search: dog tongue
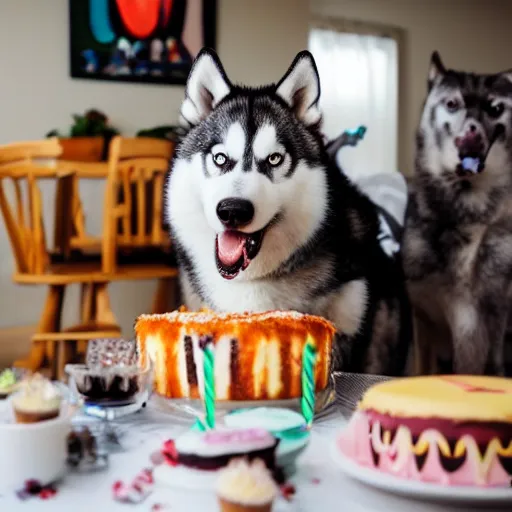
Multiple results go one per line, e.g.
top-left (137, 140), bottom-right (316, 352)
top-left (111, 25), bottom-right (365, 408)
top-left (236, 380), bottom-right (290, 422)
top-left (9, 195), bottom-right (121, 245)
top-left (217, 231), bottom-right (246, 266)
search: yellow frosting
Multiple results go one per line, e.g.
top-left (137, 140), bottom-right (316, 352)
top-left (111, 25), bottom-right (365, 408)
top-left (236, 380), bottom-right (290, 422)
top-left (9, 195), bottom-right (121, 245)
top-left (216, 458), bottom-right (278, 506)
top-left (359, 375), bottom-right (512, 422)
top-left (11, 374), bottom-right (62, 413)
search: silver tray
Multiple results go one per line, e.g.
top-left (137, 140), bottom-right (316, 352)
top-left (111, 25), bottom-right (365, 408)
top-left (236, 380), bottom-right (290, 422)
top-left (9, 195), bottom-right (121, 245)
top-left (151, 374), bottom-right (337, 424)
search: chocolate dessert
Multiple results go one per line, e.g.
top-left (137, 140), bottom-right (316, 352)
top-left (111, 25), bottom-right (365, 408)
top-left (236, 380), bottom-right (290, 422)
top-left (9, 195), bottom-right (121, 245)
top-left (66, 339), bottom-right (147, 406)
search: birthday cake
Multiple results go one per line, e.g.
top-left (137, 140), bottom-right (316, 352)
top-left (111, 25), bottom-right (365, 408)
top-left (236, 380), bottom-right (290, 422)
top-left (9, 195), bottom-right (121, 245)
top-left (135, 308), bottom-right (335, 401)
top-left (337, 375), bottom-right (512, 487)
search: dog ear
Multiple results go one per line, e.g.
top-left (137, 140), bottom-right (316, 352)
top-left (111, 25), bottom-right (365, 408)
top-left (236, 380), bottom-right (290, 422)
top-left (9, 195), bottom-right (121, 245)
top-left (276, 51), bottom-right (322, 128)
top-left (428, 51), bottom-right (446, 91)
top-left (497, 69), bottom-right (512, 84)
top-left (180, 48), bottom-right (232, 128)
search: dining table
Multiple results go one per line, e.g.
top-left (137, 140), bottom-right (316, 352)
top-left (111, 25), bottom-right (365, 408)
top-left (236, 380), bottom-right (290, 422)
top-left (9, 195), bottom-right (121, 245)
top-left (0, 374), bottom-right (506, 512)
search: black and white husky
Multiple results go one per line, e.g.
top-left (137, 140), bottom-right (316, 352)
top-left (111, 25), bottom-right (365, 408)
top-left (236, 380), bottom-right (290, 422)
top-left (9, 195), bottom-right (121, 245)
top-left (167, 48), bottom-right (410, 375)
top-left (403, 52), bottom-right (512, 376)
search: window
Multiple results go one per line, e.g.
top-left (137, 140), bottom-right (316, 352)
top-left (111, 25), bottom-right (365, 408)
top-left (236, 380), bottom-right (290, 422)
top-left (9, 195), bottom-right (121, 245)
top-left (309, 21), bottom-right (399, 179)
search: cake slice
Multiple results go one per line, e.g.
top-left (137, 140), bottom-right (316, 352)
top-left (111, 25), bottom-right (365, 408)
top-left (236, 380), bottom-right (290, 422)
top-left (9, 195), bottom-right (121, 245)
top-left (135, 308), bottom-right (335, 401)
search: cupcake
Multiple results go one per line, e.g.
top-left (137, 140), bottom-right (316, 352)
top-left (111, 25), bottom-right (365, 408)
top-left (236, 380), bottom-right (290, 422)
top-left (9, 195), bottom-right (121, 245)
top-left (0, 369), bottom-right (20, 399)
top-left (216, 458), bottom-right (278, 512)
top-left (11, 374), bottom-right (62, 424)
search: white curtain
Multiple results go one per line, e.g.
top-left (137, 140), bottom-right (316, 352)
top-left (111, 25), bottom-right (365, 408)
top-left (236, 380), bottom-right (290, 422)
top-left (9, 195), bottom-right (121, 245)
top-left (309, 28), bottom-right (398, 180)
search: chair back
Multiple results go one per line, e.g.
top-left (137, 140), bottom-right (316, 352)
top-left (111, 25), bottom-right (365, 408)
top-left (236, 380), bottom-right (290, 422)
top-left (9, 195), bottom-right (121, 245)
top-left (0, 139), bottom-right (64, 275)
top-left (102, 136), bottom-right (174, 273)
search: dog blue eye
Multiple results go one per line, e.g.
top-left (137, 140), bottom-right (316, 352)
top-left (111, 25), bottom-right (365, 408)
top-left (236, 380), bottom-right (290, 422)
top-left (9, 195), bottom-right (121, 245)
top-left (267, 153), bottom-right (283, 166)
top-left (213, 153), bottom-right (227, 166)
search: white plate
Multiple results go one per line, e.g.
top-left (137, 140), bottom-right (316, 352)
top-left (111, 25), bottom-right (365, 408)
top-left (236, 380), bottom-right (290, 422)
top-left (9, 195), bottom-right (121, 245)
top-left (154, 435), bottom-right (309, 492)
top-left (332, 445), bottom-right (512, 507)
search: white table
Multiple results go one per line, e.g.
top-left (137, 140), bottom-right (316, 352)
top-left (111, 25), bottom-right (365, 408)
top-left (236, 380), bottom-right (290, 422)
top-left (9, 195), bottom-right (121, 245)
top-left (0, 398), bottom-right (477, 512)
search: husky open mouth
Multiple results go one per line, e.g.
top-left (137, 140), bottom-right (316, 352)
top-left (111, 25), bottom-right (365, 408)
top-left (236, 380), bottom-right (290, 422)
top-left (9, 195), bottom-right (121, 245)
top-left (456, 124), bottom-right (505, 177)
top-left (215, 229), bottom-right (266, 279)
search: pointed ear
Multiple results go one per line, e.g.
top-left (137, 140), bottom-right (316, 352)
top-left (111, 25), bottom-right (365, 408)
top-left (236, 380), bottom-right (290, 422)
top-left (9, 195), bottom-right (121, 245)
top-left (276, 51), bottom-right (322, 127)
top-left (497, 69), bottom-right (512, 84)
top-left (180, 48), bottom-right (232, 128)
top-left (428, 51), bottom-right (446, 91)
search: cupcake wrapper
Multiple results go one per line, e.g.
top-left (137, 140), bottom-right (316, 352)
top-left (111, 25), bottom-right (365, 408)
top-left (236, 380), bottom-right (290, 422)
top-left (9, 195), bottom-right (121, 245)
top-left (14, 409), bottom-right (60, 424)
top-left (218, 498), bottom-right (272, 512)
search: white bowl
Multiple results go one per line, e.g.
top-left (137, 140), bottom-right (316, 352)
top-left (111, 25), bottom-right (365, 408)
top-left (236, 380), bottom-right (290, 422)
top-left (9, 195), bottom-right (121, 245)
top-left (0, 400), bottom-right (73, 492)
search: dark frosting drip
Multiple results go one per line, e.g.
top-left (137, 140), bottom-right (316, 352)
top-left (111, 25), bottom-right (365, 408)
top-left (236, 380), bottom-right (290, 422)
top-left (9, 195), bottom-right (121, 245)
top-left (366, 409), bottom-right (512, 445)
top-left (184, 336), bottom-right (198, 387)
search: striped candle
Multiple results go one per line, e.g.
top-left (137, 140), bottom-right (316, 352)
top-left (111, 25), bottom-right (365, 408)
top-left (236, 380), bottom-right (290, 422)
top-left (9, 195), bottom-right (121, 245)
top-left (301, 335), bottom-right (318, 427)
top-left (199, 335), bottom-right (216, 429)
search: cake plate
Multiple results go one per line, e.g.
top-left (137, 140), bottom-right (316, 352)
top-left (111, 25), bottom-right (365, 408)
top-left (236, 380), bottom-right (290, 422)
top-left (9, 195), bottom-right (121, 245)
top-left (151, 375), bottom-right (337, 424)
top-left (332, 446), bottom-right (512, 508)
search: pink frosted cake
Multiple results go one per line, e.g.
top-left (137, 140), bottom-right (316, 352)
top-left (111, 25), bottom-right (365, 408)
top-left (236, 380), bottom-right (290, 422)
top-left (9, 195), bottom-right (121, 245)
top-left (337, 375), bottom-right (512, 487)
top-left (162, 428), bottom-right (279, 472)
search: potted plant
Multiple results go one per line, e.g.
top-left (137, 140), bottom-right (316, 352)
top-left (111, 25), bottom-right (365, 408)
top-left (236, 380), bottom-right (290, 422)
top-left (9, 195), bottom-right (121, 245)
top-left (136, 125), bottom-right (188, 144)
top-left (46, 109), bottom-right (120, 161)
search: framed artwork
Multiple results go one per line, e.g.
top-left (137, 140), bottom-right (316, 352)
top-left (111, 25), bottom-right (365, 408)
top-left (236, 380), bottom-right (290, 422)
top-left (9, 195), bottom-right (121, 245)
top-left (69, 0), bottom-right (217, 85)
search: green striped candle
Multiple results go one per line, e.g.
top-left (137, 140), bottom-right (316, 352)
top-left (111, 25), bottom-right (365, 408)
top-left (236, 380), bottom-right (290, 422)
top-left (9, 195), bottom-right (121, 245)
top-left (199, 335), bottom-right (216, 429)
top-left (301, 335), bottom-right (318, 427)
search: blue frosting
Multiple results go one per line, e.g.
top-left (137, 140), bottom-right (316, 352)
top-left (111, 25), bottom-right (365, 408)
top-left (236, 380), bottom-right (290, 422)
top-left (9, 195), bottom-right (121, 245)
top-left (224, 407), bottom-right (309, 440)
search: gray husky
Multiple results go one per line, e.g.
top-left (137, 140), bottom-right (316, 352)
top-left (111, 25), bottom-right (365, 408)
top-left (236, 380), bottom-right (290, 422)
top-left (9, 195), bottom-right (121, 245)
top-left (167, 48), bottom-right (410, 375)
top-left (403, 52), bottom-right (512, 376)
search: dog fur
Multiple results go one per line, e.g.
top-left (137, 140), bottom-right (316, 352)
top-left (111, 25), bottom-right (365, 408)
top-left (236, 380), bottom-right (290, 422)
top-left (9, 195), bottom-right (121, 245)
top-left (403, 51), bottom-right (512, 376)
top-left (167, 48), bottom-right (410, 375)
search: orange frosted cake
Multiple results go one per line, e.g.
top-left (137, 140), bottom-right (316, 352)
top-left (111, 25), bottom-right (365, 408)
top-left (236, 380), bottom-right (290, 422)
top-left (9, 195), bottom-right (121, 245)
top-left (135, 309), bottom-right (335, 401)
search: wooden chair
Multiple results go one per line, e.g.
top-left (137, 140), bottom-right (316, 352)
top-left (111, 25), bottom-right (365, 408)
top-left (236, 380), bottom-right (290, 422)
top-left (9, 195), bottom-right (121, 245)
top-left (64, 136), bottom-right (179, 314)
top-left (0, 139), bottom-right (121, 379)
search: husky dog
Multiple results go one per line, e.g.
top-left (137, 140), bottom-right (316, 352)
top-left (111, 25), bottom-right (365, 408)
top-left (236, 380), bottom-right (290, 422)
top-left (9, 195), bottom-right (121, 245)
top-left (403, 52), bottom-right (512, 376)
top-left (167, 48), bottom-right (410, 374)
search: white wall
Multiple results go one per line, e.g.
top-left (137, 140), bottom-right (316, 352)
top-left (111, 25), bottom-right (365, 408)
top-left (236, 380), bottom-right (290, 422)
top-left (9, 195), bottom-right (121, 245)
top-left (3, 0), bottom-right (511, 342)
top-left (0, 0), bottom-right (309, 337)
top-left (311, 0), bottom-right (512, 175)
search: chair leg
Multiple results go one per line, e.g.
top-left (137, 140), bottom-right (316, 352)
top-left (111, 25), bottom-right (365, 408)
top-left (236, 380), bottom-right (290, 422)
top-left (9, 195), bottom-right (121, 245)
top-left (57, 339), bottom-right (74, 382)
top-left (152, 277), bottom-right (176, 314)
top-left (94, 282), bottom-right (118, 327)
top-left (77, 283), bottom-right (96, 353)
top-left (14, 285), bottom-right (64, 375)
top-left (77, 282), bottom-right (121, 352)
top-left (81, 282), bottom-right (95, 324)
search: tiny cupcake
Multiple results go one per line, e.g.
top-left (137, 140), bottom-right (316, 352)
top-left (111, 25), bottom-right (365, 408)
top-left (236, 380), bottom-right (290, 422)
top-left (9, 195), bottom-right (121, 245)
top-left (216, 458), bottom-right (279, 512)
top-left (0, 368), bottom-right (20, 399)
top-left (11, 374), bottom-right (62, 424)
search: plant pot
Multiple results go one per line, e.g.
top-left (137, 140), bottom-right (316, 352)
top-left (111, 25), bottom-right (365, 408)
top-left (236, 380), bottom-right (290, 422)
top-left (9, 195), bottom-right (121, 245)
top-left (58, 137), bottom-right (105, 162)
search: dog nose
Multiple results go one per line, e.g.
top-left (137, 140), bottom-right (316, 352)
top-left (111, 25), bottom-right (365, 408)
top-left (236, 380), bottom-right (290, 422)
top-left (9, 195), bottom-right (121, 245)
top-left (216, 198), bottom-right (255, 228)
top-left (455, 123), bottom-right (485, 154)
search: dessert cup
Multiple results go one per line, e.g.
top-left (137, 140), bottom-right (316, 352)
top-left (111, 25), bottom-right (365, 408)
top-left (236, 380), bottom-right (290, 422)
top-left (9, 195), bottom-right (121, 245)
top-left (0, 402), bottom-right (72, 493)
